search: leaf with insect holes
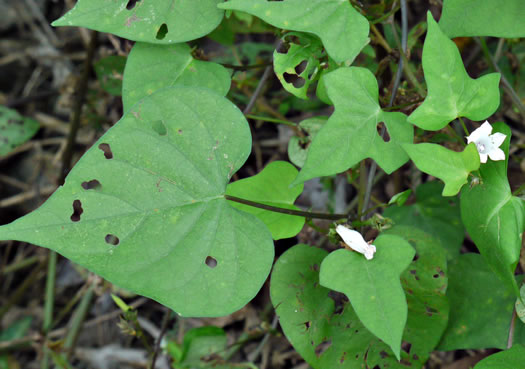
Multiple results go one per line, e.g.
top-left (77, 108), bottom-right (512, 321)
top-left (219, 0), bottom-right (369, 63)
top-left (440, 0), bottom-right (525, 38)
top-left (402, 143), bottom-right (480, 196)
top-left (408, 13), bottom-right (500, 130)
top-left (122, 43), bottom-right (231, 112)
top-left (0, 106), bottom-right (39, 156)
top-left (273, 33), bottom-right (324, 99)
top-left (271, 244), bottom-right (426, 369)
top-left (52, 0), bottom-right (224, 44)
top-left (293, 67), bottom-right (413, 185)
top-left (320, 234), bottom-right (415, 360)
top-left (226, 161), bottom-right (304, 240)
top-left (0, 86), bottom-right (274, 317)
top-left (287, 116), bottom-right (328, 168)
top-left (460, 122), bottom-right (523, 296)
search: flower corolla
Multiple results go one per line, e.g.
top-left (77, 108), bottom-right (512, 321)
top-left (335, 225), bottom-right (376, 260)
top-left (466, 121), bottom-right (506, 163)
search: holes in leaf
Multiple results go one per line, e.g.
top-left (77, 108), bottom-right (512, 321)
top-left (283, 72), bottom-right (306, 88)
top-left (314, 339), bottom-right (331, 357)
top-left (205, 256), bottom-right (217, 268)
top-left (376, 122), bottom-right (390, 142)
top-left (177, 129), bottom-right (183, 135)
top-left (276, 42), bottom-right (290, 54)
top-left (156, 23), bottom-right (168, 40)
top-left (151, 120), bottom-right (167, 136)
top-left (402, 341), bottom-right (412, 354)
top-left (105, 234), bottom-right (120, 246)
top-left (70, 200), bottom-right (83, 222)
top-left (126, 0), bottom-right (140, 10)
top-left (98, 143), bottom-right (113, 159)
top-left (379, 350), bottom-right (388, 359)
top-left (372, 366), bottom-right (380, 369)
top-left (81, 179), bottom-right (101, 190)
top-left (409, 269), bottom-right (416, 275)
top-left (303, 321), bottom-right (311, 330)
top-left (433, 274), bottom-right (439, 278)
top-left (412, 252), bottom-right (419, 262)
top-left (425, 306), bottom-right (438, 316)
top-left (294, 60), bottom-right (308, 75)
top-left (413, 354), bottom-right (419, 361)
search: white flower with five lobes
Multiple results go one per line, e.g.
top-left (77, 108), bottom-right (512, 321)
top-left (335, 225), bottom-right (376, 260)
top-left (466, 121), bottom-right (506, 163)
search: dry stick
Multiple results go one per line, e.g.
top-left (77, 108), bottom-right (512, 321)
top-left (362, 0), bottom-right (409, 215)
top-left (149, 309), bottom-right (173, 369)
top-left (59, 30), bottom-right (98, 184)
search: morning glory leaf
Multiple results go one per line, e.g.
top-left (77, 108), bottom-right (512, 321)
top-left (270, 244), bottom-right (423, 369)
top-left (123, 43), bottom-right (231, 112)
top-left (440, 0), bottom-right (525, 38)
top-left (218, 0), bottom-right (370, 63)
top-left (384, 226), bottom-right (450, 365)
top-left (0, 86), bottom-right (274, 317)
top-left (273, 33), bottom-right (324, 99)
top-left (52, 0), bottom-right (224, 44)
top-left (407, 12), bottom-right (500, 131)
top-left (474, 344), bottom-right (525, 369)
top-left (402, 143), bottom-right (480, 196)
top-left (293, 67), bottom-right (413, 185)
top-left (438, 254), bottom-right (525, 350)
top-left (0, 106), bottom-right (39, 156)
top-left (225, 161), bottom-right (304, 240)
top-left (460, 122), bottom-right (523, 296)
top-left (384, 181), bottom-right (464, 260)
top-left (287, 116), bottom-right (328, 168)
top-left (320, 234), bottom-right (415, 360)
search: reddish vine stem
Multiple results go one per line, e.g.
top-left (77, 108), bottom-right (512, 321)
top-left (224, 195), bottom-right (347, 221)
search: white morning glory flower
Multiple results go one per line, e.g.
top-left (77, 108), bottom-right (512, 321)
top-left (335, 225), bottom-right (376, 260)
top-left (466, 121), bottom-right (506, 163)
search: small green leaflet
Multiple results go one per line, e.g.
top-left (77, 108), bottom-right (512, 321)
top-left (293, 67), bottom-right (413, 185)
top-left (218, 0), bottom-right (369, 63)
top-left (273, 33), bottom-right (324, 99)
top-left (287, 116), bottom-right (328, 168)
top-left (94, 55), bottom-right (126, 96)
top-left (225, 161), bottom-right (304, 240)
top-left (402, 143), bottom-right (480, 196)
top-left (440, 0), bottom-right (525, 38)
top-left (408, 12), bottom-right (500, 131)
top-left (0, 106), bottom-right (39, 156)
top-left (0, 87), bottom-right (274, 317)
top-left (52, 0), bottom-right (224, 44)
top-left (460, 122), bottom-right (523, 296)
top-left (438, 254), bottom-right (525, 351)
top-left (122, 43), bottom-right (231, 112)
top-left (320, 234), bottom-right (415, 360)
top-left (474, 344), bottom-right (525, 369)
top-left (517, 284), bottom-right (525, 324)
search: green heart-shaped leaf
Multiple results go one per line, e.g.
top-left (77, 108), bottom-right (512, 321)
top-left (438, 254), bottom-right (525, 350)
top-left (218, 0), bottom-right (369, 63)
top-left (460, 122), bottom-right (523, 296)
top-left (402, 143), bottom-right (480, 196)
top-left (123, 43), bottom-right (231, 112)
top-left (474, 345), bottom-right (525, 369)
top-left (0, 86), bottom-right (274, 317)
top-left (319, 234), bottom-right (415, 359)
top-left (440, 0), bottom-right (525, 38)
top-left (52, 0), bottom-right (224, 44)
top-left (408, 13), bottom-right (500, 130)
top-left (226, 161), bottom-right (304, 240)
top-left (294, 67), bottom-right (413, 185)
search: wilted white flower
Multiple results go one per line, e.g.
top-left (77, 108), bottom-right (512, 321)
top-left (466, 121), bottom-right (506, 163)
top-left (335, 225), bottom-right (376, 260)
